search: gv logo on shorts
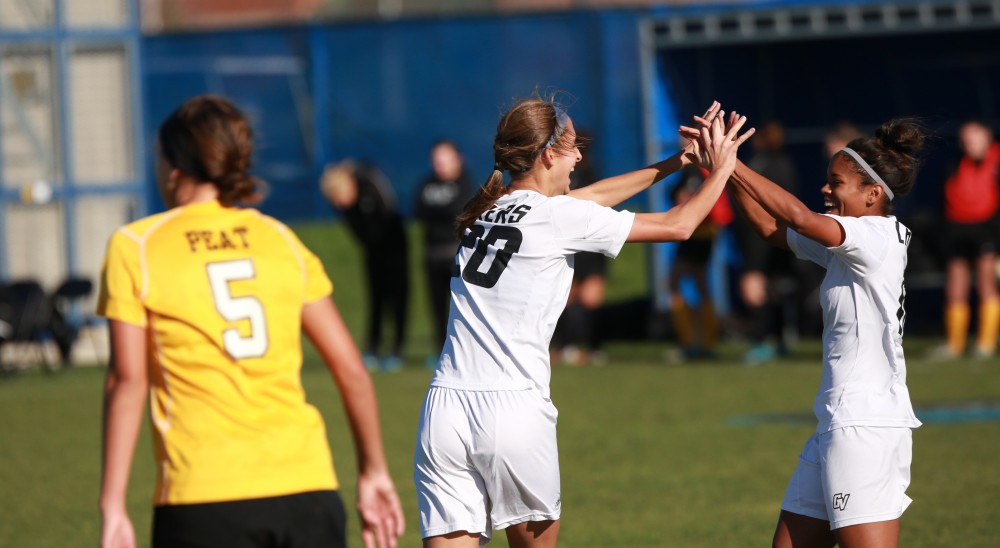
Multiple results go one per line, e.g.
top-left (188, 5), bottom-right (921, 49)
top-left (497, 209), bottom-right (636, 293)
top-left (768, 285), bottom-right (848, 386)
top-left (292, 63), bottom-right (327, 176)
top-left (832, 493), bottom-right (851, 511)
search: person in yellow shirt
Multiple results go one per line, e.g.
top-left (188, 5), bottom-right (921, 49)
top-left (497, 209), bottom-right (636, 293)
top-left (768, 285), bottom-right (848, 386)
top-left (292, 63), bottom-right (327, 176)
top-left (98, 95), bottom-right (404, 548)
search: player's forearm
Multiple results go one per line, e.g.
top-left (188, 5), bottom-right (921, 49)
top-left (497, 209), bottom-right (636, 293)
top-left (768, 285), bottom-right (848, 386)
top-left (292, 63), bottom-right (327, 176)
top-left (335, 372), bottom-right (391, 474)
top-left (569, 151), bottom-right (687, 208)
top-left (660, 165), bottom-right (729, 238)
top-left (727, 177), bottom-right (780, 239)
top-left (730, 160), bottom-right (813, 230)
top-left (99, 371), bottom-right (147, 513)
top-left (302, 298), bottom-right (391, 474)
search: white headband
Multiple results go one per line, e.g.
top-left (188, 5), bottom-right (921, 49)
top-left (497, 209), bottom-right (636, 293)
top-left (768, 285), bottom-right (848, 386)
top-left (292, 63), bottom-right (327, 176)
top-left (839, 147), bottom-right (894, 201)
top-left (544, 106), bottom-right (570, 150)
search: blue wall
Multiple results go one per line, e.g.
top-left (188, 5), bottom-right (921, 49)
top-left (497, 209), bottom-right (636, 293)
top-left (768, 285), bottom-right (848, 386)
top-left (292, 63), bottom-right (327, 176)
top-left (143, 10), bottom-right (649, 220)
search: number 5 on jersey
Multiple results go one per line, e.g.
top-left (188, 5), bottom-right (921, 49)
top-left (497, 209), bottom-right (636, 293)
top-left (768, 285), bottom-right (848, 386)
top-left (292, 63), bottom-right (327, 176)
top-left (207, 259), bottom-right (269, 359)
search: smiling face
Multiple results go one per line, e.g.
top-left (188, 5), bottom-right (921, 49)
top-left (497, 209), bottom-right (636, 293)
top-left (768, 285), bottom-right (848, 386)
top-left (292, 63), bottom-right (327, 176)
top-left (822, 154), bottom-right (882, 217)
top-left (547, 117), bottom-right (582, 195)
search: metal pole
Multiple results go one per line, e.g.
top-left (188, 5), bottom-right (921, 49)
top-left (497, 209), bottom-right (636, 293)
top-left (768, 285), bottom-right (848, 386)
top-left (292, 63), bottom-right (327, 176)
top-left (54, 0), bottom-right (77, 277)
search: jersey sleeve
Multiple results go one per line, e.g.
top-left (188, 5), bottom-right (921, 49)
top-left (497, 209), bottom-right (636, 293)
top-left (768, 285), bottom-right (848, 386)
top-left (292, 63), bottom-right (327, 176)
top-left (786, 226), bottom-right (831, 267)
top-left (786, 215), bottom-right (890, 275)
top-left (302, 246), bottom-right (333, 302)
top-left (286, 228), bottom-right (333, 302)
top-left (96, 229), bottom-right (147, 327)
top-left (548, 196), bottom-right (635, 258)
top-left (262, 217), bottom-right (334, 303)
top-left (825, 215), bottom-right (890, 276)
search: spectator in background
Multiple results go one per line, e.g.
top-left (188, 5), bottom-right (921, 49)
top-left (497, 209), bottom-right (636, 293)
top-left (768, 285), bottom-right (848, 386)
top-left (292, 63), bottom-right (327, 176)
top-left (668, 165), bottom-right (733, 360)
top-left (552, 131), bottom-right (610, 366)
top-left (414, 140), bottom-right (473, 367)
top-left (824, 121), bottom-right (864, 159)
top-left (738, 120), bottom-right (799, 364)
top-left (322, 160), bottom-right (410, 372)
top-left (940, 120), bottom-right (1000, 358)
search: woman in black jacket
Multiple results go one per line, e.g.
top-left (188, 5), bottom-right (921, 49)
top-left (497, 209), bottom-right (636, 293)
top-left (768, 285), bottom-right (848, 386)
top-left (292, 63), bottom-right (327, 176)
top-left (414, 140), bottom-right (473, 363)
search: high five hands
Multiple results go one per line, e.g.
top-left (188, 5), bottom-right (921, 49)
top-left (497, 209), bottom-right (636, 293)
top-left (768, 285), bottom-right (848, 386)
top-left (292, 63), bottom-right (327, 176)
top-left (680, 101), bottom-right (722, 165)
top-left (680, 105), bottom-right (755, 175)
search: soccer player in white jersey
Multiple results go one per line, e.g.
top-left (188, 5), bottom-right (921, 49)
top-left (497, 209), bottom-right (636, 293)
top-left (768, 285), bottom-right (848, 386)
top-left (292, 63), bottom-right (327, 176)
top-left (689, 115), bottom-right (926, 548)
top-left (413, 97), bottom-right (754, 547)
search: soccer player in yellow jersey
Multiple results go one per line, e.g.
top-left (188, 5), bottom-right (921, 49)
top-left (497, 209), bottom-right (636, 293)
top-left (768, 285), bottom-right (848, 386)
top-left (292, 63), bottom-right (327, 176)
top-left (98, 96), bottom-right (404, 548)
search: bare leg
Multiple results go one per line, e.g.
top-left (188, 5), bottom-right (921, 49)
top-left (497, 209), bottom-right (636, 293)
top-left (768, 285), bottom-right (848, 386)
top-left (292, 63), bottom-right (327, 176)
top-left (670, 261), bottom-right (697, 350)
top-left (834, 519), bottom-right (900, 548)
top-left (945, 257), bottom-right (971, 304)
top-left (975, 253), bottom-right (1000, 355)
top-left (692, 267), bottom-right (716, 350)
top-left (506, 519), bottom-right (560, 548)
top-left (576, 275), bottom-right (607, 362)
top-left (945, 258), bottom-right (972, 355)
top-left (772, 511), bottom-right (835, 548)
top-left (424, 530), bottom-right (481, 548)
top-left (977, 252), bottom-right (999, 299)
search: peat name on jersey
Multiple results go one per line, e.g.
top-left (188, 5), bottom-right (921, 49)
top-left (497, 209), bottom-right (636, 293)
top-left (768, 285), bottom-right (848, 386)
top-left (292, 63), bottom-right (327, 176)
top-left (185, 227), bottom-right (250, 253)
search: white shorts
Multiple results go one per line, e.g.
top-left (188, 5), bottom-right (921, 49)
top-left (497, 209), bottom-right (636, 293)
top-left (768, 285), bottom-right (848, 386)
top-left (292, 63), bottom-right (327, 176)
top-left (413, 386), bottom-right (561, 545)
top-left (781, 426), bottom-right (914, 530)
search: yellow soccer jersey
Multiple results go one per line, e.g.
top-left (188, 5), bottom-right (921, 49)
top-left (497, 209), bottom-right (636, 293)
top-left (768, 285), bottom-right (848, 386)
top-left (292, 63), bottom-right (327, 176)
top-left (97, 200), bottom-right (338, 505)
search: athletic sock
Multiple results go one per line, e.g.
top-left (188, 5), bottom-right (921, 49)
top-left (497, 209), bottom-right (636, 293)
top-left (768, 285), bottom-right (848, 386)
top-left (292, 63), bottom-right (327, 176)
top-left (699, 301), bottom-right (717, 351)
top-left (946, 301), bottom-right (970, 356)
top-left (670, 298), bottom-right (694, 348)
top-left (976, 296), bottom-right (1000, 355)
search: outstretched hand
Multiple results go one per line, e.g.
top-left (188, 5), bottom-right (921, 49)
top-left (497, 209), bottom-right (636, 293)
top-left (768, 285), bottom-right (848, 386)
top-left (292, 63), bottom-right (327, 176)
top-left (680, 101), bottom-right (722, 164)
top-left (100, 509), bottom-right (136, 548)
top-left (357, 470), bottom-right (405, 548)
top-left (679, 109), bottom-right (750, 169)
top-left (692, 112), bottom-right (755, 175)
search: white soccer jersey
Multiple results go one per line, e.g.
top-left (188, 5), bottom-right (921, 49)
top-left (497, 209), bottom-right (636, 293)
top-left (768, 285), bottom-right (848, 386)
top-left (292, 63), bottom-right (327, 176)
top-left (787, 215), bottom-right (923, 432)
top-left (430, 190), bottom-right (634, 397)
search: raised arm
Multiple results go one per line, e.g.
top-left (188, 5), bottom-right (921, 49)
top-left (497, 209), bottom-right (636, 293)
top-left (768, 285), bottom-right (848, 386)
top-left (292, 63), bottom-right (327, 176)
top-left (726, 161), bottom-right (790, 250)
top-left (301, 297), bottom-right (404, 548)
top-left (568, 101), bottom-right (721, 208)
top-left (100, 320), bottom-right (149, 548)
top-left (728, 159), bottom-right (845, 248)
top-left (628, 114), bottom-right (754, 242)
top-left (681, 113), bottom-right (842, 249)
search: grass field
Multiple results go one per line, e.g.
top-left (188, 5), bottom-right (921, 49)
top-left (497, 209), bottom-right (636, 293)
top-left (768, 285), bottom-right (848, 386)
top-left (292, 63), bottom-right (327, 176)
top-left (1, 223), bottom-right (999, 547)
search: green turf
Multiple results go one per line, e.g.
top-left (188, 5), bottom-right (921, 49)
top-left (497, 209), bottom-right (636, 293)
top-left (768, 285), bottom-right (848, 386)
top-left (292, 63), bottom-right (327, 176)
top-left (1, 223), bottom-right (998, 547)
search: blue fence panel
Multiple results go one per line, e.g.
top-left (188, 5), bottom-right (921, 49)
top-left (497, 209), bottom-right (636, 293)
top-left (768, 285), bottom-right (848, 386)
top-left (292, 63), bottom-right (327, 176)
top-left (141, 11), bottom-right (652, 221)
top-left (143, 28), bottom-right (316, 218)
top-left (312, 11), bottom-right (649, 218)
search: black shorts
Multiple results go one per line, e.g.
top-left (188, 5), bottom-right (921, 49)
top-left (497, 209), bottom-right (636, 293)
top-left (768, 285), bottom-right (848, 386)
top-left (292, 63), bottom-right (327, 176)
top-left (573, 251), bottom-right (608, 281)
top-left (946, 219), bottom-right (998, 260)
top-left (153, 490), bottom-right (346, 548)
top-left (676, 238), bottom-right (714, 263)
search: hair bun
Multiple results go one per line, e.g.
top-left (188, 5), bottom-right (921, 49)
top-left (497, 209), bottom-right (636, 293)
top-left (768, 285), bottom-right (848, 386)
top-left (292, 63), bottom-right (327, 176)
top-left (874, 117), bottom-right (925, 158)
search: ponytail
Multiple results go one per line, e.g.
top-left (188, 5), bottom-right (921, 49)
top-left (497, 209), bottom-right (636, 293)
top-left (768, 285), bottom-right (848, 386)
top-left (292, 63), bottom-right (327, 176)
top-left (455, 94), bottom-right (571, 236)
top-left (158, 95), bottom-right (263, 206)
top-left (455, 169), bottom-right (507, 237)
